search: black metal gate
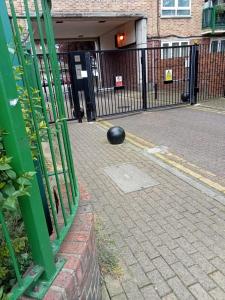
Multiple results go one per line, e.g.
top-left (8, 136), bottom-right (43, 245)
top-left (39, 44), bottom-right (225, 122)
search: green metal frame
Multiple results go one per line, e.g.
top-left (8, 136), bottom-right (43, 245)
top-left (0, 0), bottom-right (79, 298)
top-left (202, 6), bottom-right (225, 32)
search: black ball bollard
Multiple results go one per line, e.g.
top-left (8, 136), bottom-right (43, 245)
top-left (107, 126), bottom-right (125, 145)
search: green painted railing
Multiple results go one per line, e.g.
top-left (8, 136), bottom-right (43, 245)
top-left (202, 6), bottom-right (225, 32)
top-left (0, 0), bottom-right (79, 299)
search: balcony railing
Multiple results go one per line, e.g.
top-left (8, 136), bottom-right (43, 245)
top-left (202, 6), bottom-right (225, 33)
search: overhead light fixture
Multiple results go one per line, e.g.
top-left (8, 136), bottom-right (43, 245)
top-left (115, 33), bottom-right (126, 48)
top-left (118, 33), bottom-right (125, 41)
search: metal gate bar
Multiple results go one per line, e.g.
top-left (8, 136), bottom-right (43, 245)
top-left (42, 44), bottom-right (225, 121)
top-left (197, 44), bottom-right (225, 102)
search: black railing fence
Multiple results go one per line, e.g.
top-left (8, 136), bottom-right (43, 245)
top-left (38, 44), bottom-right (225, 121)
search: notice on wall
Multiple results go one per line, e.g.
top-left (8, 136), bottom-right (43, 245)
top-left (74, 55), bottom-right (81, 63)
top-left (81, 70), bottom-right (88, 78)
top-left (75, 64), bottom-right (82, 79)
top-left (185, 58), bottom-right (190, 68)
top-left (164, 69), bottom-right (173, 83)
top-left (115, 75), bottom-right (123, 87)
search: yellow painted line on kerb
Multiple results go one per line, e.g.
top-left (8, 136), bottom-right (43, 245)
top-left (98, 120), bottom-right (155, 149)
top-left (98, 120), bottom-right (225, 194)
top-left (189, 106), bottom-right (225, 115)
top-left (155, 153), bottom-right (225, 193)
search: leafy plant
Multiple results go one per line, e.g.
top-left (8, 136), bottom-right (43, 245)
top-left (0, 212), bottom-right (31, 297)
top-left (215, 4), bottom-right (225, 14)
top-left (0, 131), bottom-right (33, 296)
top-left (0, 27), bottom-right (47, 299)
top-left (0, 131), bottom-right (35, 212)
top-left (14, 66), bottom-right (48, 159)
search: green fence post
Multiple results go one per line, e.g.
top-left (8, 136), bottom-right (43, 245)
top-left (0, 11), bottom-right (56, 282)
top-left (41, 0), bottom-right (79, 191)
top-left (212, 7), bottom-right (216, 33)
top-left (0, 1), bottom-right (12, 44)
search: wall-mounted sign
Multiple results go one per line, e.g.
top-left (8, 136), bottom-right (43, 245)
top-left (81, 70), bottom-right (88, 78)
top-left (115, 75), bottom-right (123, 87)
top-left (74, 55), bottom-right (81, 63)
top-left (164, 69), bottom-right (173, 83)
top-left (75, 64), bottom-right (82, 79)
top-left (185, 58), bottom-right (190, 68)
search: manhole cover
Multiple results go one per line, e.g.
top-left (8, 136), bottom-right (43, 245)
top-left (104, 163), bottom-right (159, 193)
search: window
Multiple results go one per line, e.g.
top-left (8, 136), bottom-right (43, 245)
top-left (211, 40), bottom-right (219, 53)
top-left (172, 42), bottom-right (180, 57)
top-left (214, 0), bottom-right (225, 4)
top-left (181, 41), bottom-right (189, 56)
top-left (221, 40), bottom-right (225, 52)
top-left (161, 0), bottom-right (191, 17)
top-left (162, 42), bottom-right (170, 59)
top-left (161, 40), bottom-right (189, 59)
top-left (210, 39), bottom-right (225, 52)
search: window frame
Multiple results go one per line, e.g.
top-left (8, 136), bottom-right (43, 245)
top-left (210, 38), bottom-right (225, 53)
top-left (161, 40), bottom-right (190, 59)
top-left (161, 0), bottom-right (191, 18)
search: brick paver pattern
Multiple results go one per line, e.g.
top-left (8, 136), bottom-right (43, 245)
top-left (69, 122), bottom-right (225, 300)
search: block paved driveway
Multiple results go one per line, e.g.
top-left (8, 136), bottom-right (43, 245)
top-left (69, 121), bottom-right (225, 300)
top-left (106, 106), bottom-right (225, 185)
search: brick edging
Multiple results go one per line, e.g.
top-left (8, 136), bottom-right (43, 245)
top-left (44, 183), bottom-right (101, 300)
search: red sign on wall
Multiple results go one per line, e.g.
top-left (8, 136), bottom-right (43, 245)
top-left (115, 75), bottom-right (123, 87)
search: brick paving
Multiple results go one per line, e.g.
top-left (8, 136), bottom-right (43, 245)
top-left (69, 121), bottom-right (225, 300)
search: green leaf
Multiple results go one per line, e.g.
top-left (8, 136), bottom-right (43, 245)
top-left (0, 287), bottom-right (3, 298)
top-left (5, 170), bottom-right (16, 180)
top-left (3, 196), bottom-right (17, 211)
top-left (0, 164), bottom-right (11, 171)
top-left (0, 182), bottom-right (6, 189)
top-left (23, 171), bottom-right (36, 178)
top-left (12, 189), bottom-right (30, 198)
top-left (34, 105), bottom-right (42, 109)
top-left (16, 177), bottom-right (31, 186)
top-left (2, 184), bottom-right (15, 196)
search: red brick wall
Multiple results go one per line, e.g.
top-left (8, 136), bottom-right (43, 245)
top-left (147, 47), bottom-right (189, 93)
top-left (98, 50), bottom-right (138, 90)
top-left (12, 0), bottom-right (204, 39)
top-left (198, 46), bottom-right (225, 99)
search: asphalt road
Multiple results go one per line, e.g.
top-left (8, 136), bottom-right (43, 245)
top-left (109, 106), bottom-right (225, 180)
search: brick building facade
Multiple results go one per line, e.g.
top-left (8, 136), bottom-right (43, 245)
top-left (12, 0), bottom-right (225, 51)
top-left (11, 0), bottom-right (225, 112)
top-left (49, 0), bottom-right (205, 50)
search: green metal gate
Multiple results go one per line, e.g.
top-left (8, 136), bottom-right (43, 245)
top-left (0, 1), bottom-right (79, 298)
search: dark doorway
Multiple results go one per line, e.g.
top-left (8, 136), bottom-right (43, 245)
top-left (56, 40), bottom-right (96, 52)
